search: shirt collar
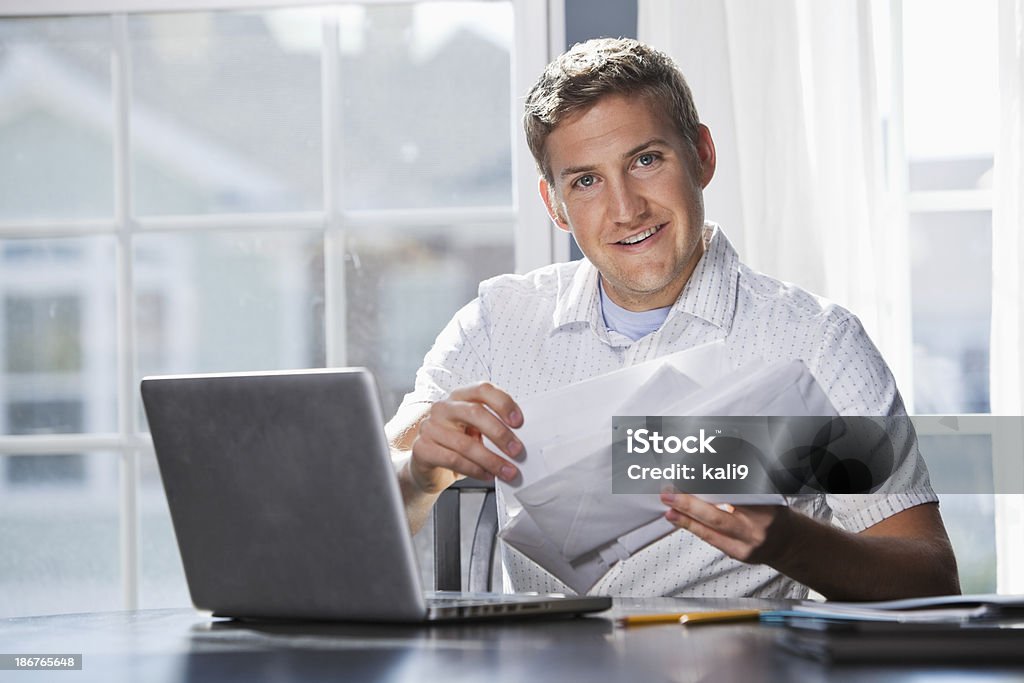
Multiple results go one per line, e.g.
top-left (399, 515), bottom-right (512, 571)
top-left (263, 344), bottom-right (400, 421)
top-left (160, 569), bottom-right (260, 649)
top-left (552, 257), bottom-right (602, 330)
top-left (551, 221), bottom-right (739, 333)
top-left (667, 222), bottom-right (739, 332)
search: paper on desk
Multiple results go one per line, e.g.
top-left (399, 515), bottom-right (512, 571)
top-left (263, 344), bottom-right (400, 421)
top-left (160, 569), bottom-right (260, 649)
top-left (501, 358), bottom-right (838, 594)
top-left (775, 602), bottom-right (992, 623)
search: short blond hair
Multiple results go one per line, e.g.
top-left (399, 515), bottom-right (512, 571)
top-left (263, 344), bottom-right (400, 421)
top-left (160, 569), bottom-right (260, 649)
top-left (524, 38), bottom-right (701, 184)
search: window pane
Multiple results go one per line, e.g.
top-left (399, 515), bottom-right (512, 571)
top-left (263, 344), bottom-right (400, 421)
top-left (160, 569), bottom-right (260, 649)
top-left (337, 2), bottom-right (513, 209)
top-left (133, 229), bottom-right (325, 425)
top-left (910, 212), bottom-right (991, 413)
top-left (0, 17), bottom-right (114, 220)
top-left (0, 453), bottom-right (121, 617)
top-left (919, 434), bottom-right (996, 593)
top-left (5, 297), bottom-right (81, 375)
top-left (1, 4), bottom-right (521, 619)
top-left (1, 237), bottom-right (117, 436)
top-left (128, 10), bottom-right (323, 215)
top-left (908, 156), bottom-right (993, 193)
top-left (341, 223), bottom-right (513, 414)
top-left (7, 402), bottom-right (83, 440)
top-left (903, 0), bottom-right (997, 165)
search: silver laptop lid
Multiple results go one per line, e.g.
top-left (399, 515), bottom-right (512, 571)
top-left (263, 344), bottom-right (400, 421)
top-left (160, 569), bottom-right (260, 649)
top-left (141, 368), bottom-right (428, 622)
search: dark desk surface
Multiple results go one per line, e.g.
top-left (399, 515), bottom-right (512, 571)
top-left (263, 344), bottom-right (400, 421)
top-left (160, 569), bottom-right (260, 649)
top-left (2, 598), bottom-right (1022, 682)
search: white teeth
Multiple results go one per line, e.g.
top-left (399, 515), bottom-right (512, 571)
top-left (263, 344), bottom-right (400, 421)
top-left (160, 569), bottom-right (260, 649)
top-left (619, 224), bottom-right (662, 245)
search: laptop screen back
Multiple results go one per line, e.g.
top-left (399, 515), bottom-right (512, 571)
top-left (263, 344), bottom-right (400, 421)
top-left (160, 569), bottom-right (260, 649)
top-left (141, 368), bottom-right (428, 621)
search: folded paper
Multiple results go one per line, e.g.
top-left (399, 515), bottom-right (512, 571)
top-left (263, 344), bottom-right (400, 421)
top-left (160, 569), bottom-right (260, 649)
top-left (496, 343), bottom-right (838, 594)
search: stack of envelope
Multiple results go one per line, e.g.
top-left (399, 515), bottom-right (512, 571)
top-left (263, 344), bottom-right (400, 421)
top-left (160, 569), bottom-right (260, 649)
top-left (492, 340), bottom-right (838, 594)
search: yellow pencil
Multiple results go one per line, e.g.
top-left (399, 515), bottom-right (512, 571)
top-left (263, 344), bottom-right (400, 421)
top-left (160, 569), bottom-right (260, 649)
top-left (679, 609), bottom-right (762, 625)
top-left (616, 609), bottom-right (762, 627)
top-left (616, 612), bottom-right (688, 626)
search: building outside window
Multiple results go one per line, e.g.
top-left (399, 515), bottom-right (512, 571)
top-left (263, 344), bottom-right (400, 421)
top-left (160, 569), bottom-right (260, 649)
top-left (0, 1), bottom-right (541, 617)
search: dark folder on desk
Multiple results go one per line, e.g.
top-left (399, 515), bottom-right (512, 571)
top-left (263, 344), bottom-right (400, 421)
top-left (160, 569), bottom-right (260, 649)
top-left (778, 618), bottom-right (1024, 664)
top-left (141, 368), bottom-right (611, 623)
top-left (775, 593), bottom-right (1024, 663)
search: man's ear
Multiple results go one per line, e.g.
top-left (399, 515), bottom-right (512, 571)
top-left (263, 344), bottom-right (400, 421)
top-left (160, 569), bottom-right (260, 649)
top-left (695, 124), bottom-right (717, 189)
top-left (538, 177), bottom-right (571, 232)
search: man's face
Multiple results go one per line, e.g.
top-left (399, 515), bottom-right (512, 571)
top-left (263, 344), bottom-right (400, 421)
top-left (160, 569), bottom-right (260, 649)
top-left (539, 94), bottom-right (716, 311)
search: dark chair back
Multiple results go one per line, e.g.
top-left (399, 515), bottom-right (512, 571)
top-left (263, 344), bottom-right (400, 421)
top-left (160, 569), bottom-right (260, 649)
top-left (432, 478), bottom-right (498, 592)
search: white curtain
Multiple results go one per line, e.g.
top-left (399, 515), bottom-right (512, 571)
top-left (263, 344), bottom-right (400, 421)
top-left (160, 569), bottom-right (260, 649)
top-left (641, 0), bottom-right (1024, 593)
top-left (638, 0), bottom-right (913, 393)
top-left (992, 0), bottom-right (1024, 594)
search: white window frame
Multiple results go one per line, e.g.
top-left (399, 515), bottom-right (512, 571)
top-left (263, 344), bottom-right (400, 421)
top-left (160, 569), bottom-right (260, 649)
top-left (0, 0), bottom-right (559, 611)
top-left (887, 0), bottom-right (1020, 592)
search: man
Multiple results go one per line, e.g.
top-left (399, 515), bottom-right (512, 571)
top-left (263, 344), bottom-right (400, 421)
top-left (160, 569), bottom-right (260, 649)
top-left (386, 38), bottom-right (959, 600)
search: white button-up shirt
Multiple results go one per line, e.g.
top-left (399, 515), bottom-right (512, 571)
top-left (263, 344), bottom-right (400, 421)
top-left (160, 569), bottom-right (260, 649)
top-left (399, 223), bottom-right (936, 598)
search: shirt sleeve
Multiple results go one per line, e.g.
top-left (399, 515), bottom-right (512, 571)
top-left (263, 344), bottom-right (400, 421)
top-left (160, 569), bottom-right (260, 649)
top-left (396, 297), bottom-right (493, 411)
top-left (809, 313), bottom-right (938, 532)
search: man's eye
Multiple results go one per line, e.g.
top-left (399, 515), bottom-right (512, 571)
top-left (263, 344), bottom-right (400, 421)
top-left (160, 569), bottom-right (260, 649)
top-left (637, 153), bottom-right (657, 166)
top-left (575, 175), bottom-right (596, 188)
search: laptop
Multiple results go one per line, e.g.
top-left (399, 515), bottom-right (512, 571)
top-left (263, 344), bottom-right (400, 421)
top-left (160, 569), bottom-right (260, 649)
top-left (141, 368), bottom-right (611, 622)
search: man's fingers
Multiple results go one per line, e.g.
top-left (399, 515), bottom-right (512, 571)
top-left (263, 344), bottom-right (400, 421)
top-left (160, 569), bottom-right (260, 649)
top-left (444, 427), bottom-right (519, 482)
top-left (664, 510), bottom-right (750, 559)
top-left (661, 493), bottom-right (776, 563)
top-left (660, 492), bottom-right (744, 537)
top-left (417, 413), bottom-right (519, 482)
top-left (406, 382), bottom-right (525, 494)
top-left (431, 443), bottom-right (496, 482)
top-left (410, 434), bottom-right (494, 485)
top-left (664, 509), bottom-right (722, 544)
top-left (449, 382), bottom-right (524, 429)
top-left (433, 398), bottom-right (524, 461)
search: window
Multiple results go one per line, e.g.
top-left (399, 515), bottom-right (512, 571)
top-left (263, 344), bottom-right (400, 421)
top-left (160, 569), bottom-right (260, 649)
top-left (0, 0), bottom-right (548, 617)
top-left (900, 0), bottom-right (997, 416)
top-left (878, 0), bottom-right (999, 593)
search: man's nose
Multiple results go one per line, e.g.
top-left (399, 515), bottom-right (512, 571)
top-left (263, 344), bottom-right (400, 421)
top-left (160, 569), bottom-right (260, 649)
top-left (608, 177), bottom-right (646, 224)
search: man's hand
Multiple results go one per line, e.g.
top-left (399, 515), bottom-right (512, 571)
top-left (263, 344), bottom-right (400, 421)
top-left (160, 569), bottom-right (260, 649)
top-left (659, 491), bottom-right (960, 600)
top-left (407, 382), bottom-right (525, 495)
top-left (659, 492), bottom-right (793, 565)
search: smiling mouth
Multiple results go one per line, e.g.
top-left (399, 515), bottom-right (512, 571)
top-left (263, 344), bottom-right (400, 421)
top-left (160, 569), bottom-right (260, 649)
top-left (617, 224), bottom-right (664, 245)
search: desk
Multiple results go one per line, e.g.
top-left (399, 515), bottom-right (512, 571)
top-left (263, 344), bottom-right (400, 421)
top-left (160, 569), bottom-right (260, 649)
top-left (1, 599), bottom-right (1021, 682)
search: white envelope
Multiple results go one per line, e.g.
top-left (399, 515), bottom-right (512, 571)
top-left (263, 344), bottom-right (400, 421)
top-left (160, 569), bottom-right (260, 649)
top-left (531, 362), bottom-right (704, 482)
top-left (667, 358), bottom-right (836, 418)
top-left (515, 444), bottom-right (665, 561)
top-left (504, 359), bottom-right (838, 589)
top-left (497, 509), bottom-right (611, 595)
top-left (493, 339), bottom-right (731, 514)
top-left (498, 503), bottom-right (679, 595)
top-left (518, 361), bottom-right (806, 555)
